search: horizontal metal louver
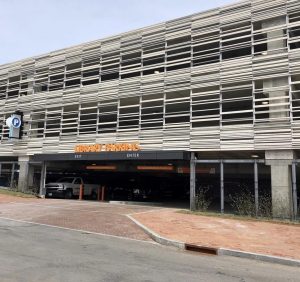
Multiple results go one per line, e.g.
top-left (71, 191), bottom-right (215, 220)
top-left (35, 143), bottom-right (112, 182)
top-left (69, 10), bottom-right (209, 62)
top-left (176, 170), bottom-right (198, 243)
top-left (0, 0), bottom-right (299, 156)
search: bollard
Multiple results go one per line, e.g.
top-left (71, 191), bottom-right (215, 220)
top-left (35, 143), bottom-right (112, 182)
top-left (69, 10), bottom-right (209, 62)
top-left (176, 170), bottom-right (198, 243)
top-left (79, 184), bottom-right (84, 200)
top-left (101, 186), bottom-right (105, 201)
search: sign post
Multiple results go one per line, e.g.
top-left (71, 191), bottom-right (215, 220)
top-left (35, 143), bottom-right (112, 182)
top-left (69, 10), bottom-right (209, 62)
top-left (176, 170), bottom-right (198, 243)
top-left (6, 114), bottom-right (22, 139)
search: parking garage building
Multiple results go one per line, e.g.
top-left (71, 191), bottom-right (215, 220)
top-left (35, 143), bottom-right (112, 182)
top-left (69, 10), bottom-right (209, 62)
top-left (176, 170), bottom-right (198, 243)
top-left (0, 0), bottom-right (300, 218)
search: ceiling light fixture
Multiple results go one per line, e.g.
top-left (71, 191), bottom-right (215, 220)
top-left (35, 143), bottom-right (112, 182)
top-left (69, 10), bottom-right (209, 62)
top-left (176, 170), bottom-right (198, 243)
top-left (86, 165), bottom-right (117, 170)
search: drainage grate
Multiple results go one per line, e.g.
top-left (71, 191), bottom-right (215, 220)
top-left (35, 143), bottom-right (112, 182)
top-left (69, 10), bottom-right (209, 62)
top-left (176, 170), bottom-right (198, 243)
top-left (185, 244), bottom-right (218, 255)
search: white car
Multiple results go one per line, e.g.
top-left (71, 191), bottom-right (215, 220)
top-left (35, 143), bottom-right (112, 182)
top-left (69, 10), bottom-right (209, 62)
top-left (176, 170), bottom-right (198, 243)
top-left (45, 177), bottom-right (99, 199)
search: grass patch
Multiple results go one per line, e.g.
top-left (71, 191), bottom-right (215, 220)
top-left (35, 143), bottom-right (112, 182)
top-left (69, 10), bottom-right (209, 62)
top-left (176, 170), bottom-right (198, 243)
top-left (178, 210), bottom-right (300, 226)
top-left (0, 188), bottom-right (37, 198)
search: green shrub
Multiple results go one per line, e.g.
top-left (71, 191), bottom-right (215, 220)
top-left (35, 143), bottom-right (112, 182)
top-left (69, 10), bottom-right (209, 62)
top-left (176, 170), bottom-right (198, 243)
top-left (230, 189), bottom-right (273, 218)
top-left (258, 193), bottom-right (272, 218)
top-left (195, 186), bottom-right (212, 212)
top-left (229, 189), bottom-right (256, 217)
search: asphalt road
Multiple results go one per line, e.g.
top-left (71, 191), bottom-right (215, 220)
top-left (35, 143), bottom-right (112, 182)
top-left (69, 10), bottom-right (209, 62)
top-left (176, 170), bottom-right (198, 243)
top-left (0, 218), bottom-right (299, 282)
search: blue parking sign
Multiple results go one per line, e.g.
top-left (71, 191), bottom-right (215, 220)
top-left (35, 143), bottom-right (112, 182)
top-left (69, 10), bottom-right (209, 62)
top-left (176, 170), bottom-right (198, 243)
top-left (11, 116), bottom-right (21, 128)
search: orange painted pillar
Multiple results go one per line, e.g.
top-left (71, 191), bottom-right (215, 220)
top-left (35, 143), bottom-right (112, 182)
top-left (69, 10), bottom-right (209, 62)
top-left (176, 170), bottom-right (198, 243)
top-left (101, 186), bottom-right (105, 201)
top-left (79, 184), bottom-right (84, 200)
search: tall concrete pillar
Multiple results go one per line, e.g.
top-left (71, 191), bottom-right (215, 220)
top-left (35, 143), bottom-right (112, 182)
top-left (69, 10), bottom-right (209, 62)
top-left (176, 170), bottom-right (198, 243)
top-left (265, 150), bottom-right (294, 218)
top-left (18, 156), bottom-right (33, 192)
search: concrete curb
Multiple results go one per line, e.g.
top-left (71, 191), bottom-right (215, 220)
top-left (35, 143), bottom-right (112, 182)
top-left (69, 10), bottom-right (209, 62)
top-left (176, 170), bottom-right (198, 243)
top-left (127, 215), bottom-right (300, 267)
top-left (110, 201), bottom-right (164, 207)
top-left (218, 248), bottom-right (300, 267)
top-left (126, 215), bottom-right (185, 249)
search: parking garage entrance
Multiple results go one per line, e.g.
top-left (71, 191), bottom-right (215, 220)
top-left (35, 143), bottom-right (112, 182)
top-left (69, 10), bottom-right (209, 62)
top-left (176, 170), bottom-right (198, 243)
top-left (32, 151), bottom-right (190, 207)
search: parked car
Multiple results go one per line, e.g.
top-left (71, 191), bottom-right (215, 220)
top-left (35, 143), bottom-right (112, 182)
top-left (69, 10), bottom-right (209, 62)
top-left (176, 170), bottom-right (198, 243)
top-left (45, 177), bottom-right (99, 199)
top-left (132, 187), bottom-right (160, 201)
top-left (109, 186), bottom-right (132, 201)
top-left (109, 185), bottom-right (160, 201)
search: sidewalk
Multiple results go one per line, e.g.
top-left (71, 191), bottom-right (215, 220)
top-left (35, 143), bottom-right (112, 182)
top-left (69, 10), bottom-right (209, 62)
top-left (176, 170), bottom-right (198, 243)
top-left (130, 209), bottom-right (300, 261)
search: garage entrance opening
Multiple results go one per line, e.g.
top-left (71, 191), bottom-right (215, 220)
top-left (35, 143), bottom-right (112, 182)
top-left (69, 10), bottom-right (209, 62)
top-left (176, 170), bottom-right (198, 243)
top-left (43, 159), bottom-right (190, 208)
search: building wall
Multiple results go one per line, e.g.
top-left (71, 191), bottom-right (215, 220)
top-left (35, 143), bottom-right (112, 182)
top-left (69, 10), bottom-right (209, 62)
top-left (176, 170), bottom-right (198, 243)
top-left (0, 0), bottom-right (300, 156)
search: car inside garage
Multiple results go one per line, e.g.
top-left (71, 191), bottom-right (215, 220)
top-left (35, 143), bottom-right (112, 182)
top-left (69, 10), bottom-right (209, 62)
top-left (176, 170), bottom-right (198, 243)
top-left (32, 151), bottom-right (190, 207)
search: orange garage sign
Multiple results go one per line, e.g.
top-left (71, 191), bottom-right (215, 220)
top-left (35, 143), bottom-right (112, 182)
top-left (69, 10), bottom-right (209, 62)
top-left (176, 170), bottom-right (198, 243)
top-left (75, 143), bottom-right (140, 153)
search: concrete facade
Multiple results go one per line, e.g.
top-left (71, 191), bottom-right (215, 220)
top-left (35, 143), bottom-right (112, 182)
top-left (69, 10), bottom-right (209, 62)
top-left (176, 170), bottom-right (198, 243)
top-left (0, 0), bottom-right (299, 218)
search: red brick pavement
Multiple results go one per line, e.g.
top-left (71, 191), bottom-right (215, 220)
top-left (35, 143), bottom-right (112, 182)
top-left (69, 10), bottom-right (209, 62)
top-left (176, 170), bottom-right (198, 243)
top-left (0, 194), bottom-right (156, 241)
top-left (132, 209), bottom-right (300, 260)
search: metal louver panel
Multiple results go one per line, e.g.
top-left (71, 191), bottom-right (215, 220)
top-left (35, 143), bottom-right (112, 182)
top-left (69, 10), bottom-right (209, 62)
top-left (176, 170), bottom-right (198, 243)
top-left (0, 0), bottom-right (299, 156)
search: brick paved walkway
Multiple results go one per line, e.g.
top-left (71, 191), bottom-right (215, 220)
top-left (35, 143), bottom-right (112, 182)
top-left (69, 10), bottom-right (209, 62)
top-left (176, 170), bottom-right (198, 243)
top-left (0, 194), bottom-right (155, 241)
top-left (132, 209), bottom-right (300, 260)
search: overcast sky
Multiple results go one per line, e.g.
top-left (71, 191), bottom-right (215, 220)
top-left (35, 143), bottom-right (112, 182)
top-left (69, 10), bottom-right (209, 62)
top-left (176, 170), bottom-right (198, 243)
top-left (0, 0), bottom-right (236, 64)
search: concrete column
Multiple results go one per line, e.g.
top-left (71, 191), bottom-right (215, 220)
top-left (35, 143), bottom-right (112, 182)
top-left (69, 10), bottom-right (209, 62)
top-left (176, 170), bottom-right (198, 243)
top-left (18, 156), bottom-right (33, 192)
top-left (265, 150), bottom-right (294, 218)
top-left (263, 14), bottom-right (294, 218)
